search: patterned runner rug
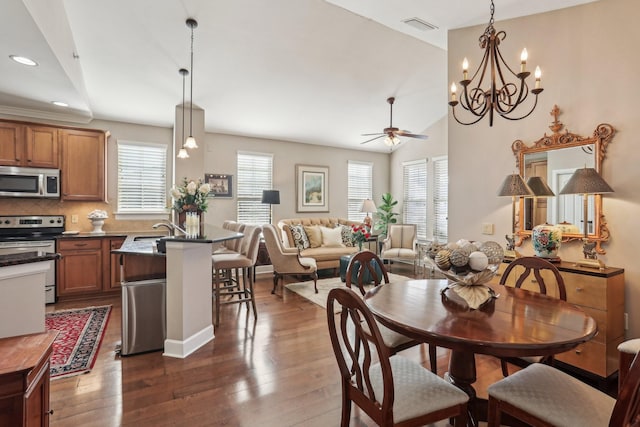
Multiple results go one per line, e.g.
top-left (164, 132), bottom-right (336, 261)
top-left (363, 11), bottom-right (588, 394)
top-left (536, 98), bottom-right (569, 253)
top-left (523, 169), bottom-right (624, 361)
top-left (45, 305), bottom-right (111, 379)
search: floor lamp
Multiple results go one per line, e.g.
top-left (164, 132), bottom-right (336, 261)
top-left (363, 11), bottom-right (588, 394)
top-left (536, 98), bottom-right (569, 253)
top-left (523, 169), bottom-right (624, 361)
top-left (261, 190), bottom-right (280, 224)
top-left (559, 167), bottom-right (613, 269)
top-left (497, 174), bottom-right (533, 259)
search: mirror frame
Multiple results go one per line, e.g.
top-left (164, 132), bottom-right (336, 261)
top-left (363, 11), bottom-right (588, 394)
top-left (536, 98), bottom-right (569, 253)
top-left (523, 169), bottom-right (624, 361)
top-left (512, 105), bottom-right (615, 254)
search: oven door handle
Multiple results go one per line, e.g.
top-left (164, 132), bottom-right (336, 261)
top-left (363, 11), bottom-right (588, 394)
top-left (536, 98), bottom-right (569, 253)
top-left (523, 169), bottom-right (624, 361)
top-left (2, 244), bottom-right (55, 251)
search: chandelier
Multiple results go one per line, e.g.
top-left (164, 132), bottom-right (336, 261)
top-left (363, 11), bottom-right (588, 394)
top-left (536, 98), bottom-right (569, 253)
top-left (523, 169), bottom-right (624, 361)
top-left (448, 0), bottom-right (543, 126)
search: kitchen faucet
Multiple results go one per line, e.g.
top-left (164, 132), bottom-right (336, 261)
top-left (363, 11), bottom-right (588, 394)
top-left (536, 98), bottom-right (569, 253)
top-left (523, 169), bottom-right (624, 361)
top-left (152, 220), bottom-right (185, 236)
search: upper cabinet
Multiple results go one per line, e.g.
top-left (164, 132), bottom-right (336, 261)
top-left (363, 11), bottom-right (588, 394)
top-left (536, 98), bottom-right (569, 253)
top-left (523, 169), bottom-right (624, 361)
top-left (0, 121), bottom-right (59, 168)
top-left (60, 128), bottom-right (106, 201)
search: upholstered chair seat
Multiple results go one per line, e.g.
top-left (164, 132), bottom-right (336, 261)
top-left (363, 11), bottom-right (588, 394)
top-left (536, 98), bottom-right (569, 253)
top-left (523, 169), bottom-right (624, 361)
top-left (380, 224), bottom-right (418, 273)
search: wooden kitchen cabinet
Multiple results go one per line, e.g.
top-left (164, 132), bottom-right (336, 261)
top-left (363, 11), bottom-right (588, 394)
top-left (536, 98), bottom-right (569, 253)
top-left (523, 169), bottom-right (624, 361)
top-left (104, 237), bottom-right (126, 291)
top-left (0, 121), bottom-right (59, 168)
top-left (60, 128), bottom-right (106, 201)
top-left (495, 260), bottom-right (625, 379)
top-left (57, 238), bottom-right (103, 297)
top-left (0, 331), bottom-right (57, 427)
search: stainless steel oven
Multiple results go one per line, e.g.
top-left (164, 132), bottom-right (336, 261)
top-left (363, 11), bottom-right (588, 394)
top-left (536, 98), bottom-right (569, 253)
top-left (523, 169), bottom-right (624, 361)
top-left (0, 215), bottom-right (64, 304)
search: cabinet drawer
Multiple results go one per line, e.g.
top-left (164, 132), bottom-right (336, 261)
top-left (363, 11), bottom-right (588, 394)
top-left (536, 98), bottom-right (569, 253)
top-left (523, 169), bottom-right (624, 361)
top-left (556, 340), bottom-right (607, 377)
top-left (58, 239), bottom-right (102, 251)
top-left (563, 272), bottom-right (607, 309)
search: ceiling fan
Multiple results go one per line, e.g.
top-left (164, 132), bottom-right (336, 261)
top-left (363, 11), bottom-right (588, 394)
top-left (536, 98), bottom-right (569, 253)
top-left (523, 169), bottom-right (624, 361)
top-left (361, 97), bottom-right (428, 146)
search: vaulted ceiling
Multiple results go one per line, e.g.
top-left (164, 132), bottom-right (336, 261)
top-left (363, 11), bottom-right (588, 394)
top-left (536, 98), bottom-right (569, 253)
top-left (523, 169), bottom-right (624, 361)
top-left (0, 0), bottom-right (596, 152)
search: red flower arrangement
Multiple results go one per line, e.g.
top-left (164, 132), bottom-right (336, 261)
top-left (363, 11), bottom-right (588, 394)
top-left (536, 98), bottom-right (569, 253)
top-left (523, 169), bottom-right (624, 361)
top-left (351, 224), bottom-right (370, 249)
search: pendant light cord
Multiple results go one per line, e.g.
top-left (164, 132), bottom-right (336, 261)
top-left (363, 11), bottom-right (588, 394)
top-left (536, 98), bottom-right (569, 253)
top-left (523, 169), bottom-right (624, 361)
top-left (189, 20), bottom-right (195, 138)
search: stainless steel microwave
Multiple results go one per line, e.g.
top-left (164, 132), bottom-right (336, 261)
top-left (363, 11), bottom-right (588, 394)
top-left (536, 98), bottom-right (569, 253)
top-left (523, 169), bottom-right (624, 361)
top-left (0, 166), bottom-right (60, 198)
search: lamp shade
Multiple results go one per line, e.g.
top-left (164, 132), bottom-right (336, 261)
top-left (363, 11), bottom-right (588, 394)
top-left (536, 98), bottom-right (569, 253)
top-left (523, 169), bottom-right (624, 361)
top-left (559, 168), bottom-right (614, 195)
top-left (526, 176), bottom-right (555, 197)
top-left (360, 199), bottom-right (377, 213)
top-left (497, 174), bottom-right (533, 197)
top-left (261, 190), bottom-right (280, 204)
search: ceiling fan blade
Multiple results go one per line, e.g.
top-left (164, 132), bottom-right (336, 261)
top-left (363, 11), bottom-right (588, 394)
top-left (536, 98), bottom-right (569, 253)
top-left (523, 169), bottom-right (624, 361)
top-left (361, 132), bottom-right (385, 136)
top-left (395, 130), bottom-right (428, 140)
top-left (360, 135), bottom-right (384, 144)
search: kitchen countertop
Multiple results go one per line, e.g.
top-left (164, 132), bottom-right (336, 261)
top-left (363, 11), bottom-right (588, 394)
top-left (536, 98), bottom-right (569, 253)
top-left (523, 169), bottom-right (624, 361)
top-left (0, 251), bottom-right (60, 268)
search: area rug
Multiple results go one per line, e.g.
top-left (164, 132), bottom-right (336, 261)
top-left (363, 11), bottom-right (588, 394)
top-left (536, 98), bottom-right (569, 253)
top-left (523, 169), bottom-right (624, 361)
top-left (285, 273), bottom-right (408, 313)
top-left (45, 305), bottom-right (111, 379)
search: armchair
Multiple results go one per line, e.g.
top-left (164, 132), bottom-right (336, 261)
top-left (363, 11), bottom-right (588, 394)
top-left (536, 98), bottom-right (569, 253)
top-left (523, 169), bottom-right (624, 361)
top-left (380, 224), bottom-right (418, 273)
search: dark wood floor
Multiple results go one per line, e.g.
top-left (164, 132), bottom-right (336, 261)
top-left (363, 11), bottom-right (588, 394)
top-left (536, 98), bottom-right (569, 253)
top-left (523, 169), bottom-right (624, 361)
top-left (46, 263), bottom-right (607, 426)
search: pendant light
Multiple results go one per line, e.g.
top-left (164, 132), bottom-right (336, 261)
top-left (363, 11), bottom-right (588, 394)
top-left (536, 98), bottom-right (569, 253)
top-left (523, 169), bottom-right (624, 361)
top-left (177, 68), bottom-right (190, 159)
top-left (184, 18), bottom-right (198, 149)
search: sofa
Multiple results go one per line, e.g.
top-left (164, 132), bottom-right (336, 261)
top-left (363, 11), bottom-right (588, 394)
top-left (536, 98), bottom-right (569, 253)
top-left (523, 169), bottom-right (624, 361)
top-left (277, 217), bottom-right (362, 270)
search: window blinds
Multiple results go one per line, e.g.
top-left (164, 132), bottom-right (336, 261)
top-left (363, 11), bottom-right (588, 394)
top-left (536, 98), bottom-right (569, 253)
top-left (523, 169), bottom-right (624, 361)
top-left (117, 140), bottom-right (167, 212)
top-left (347, 161), bottom-right (373, 222)
top-left (237, 152), bottom-right (273, 225)
top-left (403, 160), bottom-right (427, 240)
top-left (432, 156), bottom-right (448, 243)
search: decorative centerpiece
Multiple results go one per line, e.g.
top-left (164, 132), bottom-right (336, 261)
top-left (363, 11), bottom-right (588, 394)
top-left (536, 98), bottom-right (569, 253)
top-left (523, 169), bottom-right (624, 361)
top-left (169, 178), bottom-right (211, 237)
top-left (351, 224), bottom-right (370, 251)
top-left (532, 223), bottom-right (562, 261)
top-left (426, 239), bottom-right (504, 309)
top-left (87, 210), bottom-right (108, 234)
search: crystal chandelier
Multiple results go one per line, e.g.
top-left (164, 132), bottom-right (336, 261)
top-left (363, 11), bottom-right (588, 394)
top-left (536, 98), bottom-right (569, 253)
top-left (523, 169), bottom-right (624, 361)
top-left (448, 0), bottom-right (543, 126)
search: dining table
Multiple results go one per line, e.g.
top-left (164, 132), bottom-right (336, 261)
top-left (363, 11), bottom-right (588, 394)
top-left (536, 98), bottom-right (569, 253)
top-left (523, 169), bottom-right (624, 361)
top-left (364, 278), bottom-right (598, 426)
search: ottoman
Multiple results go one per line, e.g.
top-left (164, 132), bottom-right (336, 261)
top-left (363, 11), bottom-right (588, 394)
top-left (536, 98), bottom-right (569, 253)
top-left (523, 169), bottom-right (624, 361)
top-left (339, 254), bottom-right (383, 284)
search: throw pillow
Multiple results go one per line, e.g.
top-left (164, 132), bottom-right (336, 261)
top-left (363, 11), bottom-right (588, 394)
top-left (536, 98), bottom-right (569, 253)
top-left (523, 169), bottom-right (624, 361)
top-left (288, 224), bottom-right (310, 250)
top-left (303, 225), bottom-right (323, 248)
top-left (340, 225), bottom-right (354, 247)
top-left (320, 226), bottom-right (345, 248)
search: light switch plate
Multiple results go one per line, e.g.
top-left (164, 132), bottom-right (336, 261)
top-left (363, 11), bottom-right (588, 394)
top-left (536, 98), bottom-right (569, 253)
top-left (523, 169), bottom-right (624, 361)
top-left (71, 214), bottom-right (78, 224)
top-left (481, 223), bottom-right (494, 235)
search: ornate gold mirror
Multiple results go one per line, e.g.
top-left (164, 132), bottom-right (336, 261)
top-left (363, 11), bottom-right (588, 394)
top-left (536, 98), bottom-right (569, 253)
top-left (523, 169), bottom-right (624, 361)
top-left (512, 105), bottom-right (615, 253)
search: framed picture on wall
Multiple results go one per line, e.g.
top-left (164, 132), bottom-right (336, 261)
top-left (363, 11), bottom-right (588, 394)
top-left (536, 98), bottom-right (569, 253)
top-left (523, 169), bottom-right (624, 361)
top-left (296, 164), bottom-right (329, 212)
top-left (205, 173), bottom-right (233, 198)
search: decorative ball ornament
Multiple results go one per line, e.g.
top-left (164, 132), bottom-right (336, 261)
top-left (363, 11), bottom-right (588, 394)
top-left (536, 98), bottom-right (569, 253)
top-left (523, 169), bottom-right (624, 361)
top-left (427, 243), bottom-right (444, 259)
top-left (435, 249), bottom-right (452, 270)
top-left (468, 251), bottom-right (489, 271)
top-left (480, 241), bottom-right (504, 264)
top-left (449, 248), bottom-right (470, 267)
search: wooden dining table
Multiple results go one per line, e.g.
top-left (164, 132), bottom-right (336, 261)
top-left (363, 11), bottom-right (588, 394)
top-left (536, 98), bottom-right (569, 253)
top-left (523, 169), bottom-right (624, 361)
top-left (364, 278), bottom-right (598, 426)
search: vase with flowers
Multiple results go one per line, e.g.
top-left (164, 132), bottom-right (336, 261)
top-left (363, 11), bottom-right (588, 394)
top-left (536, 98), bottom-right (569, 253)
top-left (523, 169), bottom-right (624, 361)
top-left (351, 224), bottom-right (370, 251)
top-left (170, 178), bottom-right (211, 237)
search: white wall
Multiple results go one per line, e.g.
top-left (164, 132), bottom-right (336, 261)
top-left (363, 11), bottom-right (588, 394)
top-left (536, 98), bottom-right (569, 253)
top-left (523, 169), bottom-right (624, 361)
top-left (447, 0), bottom-right (640, 336)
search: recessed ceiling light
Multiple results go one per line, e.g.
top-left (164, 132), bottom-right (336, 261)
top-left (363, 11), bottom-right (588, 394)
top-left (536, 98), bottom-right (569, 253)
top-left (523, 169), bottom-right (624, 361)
top-left (51, 101), bottom-right (69, 107)
top-left (9, 55), bottom-right (38, 66)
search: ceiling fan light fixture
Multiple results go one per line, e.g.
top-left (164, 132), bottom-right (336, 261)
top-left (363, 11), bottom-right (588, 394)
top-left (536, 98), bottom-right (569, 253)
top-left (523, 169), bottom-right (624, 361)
top-left (384, 134), bottom-right (400, 146)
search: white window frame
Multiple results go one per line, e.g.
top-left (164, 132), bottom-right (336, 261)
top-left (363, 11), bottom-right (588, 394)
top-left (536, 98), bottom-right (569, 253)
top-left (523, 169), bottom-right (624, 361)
top-left (402, 159), bottom-right (428, 241)
top-left (115, 140), bottom-right (169, 220)
top-left (236, 151), bottom-right (274, 225)
top-left (431, 156), bottom-right (448, 243)
top-left (347, 161), bottom-right (373, 223)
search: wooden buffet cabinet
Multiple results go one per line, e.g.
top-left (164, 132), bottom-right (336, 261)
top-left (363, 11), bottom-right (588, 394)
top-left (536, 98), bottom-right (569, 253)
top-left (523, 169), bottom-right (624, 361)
top-left (495, 260), bottom-right (625, 379)
top-left (0, 119), bottom-right (107, 201)
top-left (57, 235), bottom-right (165, 300)
top-left (0, 331), bottom-right (57, 427)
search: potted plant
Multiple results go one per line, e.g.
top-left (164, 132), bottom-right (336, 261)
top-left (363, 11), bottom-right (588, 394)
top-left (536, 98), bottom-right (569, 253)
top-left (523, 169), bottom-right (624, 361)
top-left (373, 192), bottom-right (399, 238)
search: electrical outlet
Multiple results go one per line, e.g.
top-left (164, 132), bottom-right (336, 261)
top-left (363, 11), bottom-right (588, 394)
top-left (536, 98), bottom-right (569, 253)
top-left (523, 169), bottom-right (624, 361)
top-left (625, 313), bottom-right (629, 331)
top-left (71, 214), bottom-right (78, 224)
top-left (481, 223), bottom-right (494, 235)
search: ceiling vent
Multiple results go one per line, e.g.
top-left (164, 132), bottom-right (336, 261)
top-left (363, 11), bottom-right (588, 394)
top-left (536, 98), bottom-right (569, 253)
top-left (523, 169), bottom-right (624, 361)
top-left (402, 17), bottom-right (438, 32)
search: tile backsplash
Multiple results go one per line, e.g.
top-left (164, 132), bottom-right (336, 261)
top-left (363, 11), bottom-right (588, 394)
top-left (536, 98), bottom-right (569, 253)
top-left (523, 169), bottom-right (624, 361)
top-left (2, 199), bottom-right (163, 233)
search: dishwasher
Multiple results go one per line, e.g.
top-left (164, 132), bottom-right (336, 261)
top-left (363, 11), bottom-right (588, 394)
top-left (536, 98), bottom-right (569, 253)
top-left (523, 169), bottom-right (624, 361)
top-left (120, 278), bottom-right (166, 356)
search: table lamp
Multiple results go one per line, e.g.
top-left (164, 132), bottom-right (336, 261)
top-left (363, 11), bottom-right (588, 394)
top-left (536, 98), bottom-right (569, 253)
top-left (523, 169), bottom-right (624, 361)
top-left (497, 174), bottom-right (533, 258)
top-left (360, 199), bottom-right (377, 230)
top-left (559, 167), bottom-right (613, 269)
top-left (526, 176), bottom-right (555, 228)
top-left (261, 190), bottom-right (280, 224)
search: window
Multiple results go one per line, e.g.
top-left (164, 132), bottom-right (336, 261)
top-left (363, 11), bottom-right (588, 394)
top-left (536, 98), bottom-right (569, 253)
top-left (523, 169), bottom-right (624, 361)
top-left (402, 160), bottom-right (427, 240)
top-left (116, 140), bottom-right (167, 217)
top-left (237, 151), bottom-right (273, 225)
top-left (347, 161), bottom-right (373, 222)
top-left (432, 156), bottom-right (448, 242)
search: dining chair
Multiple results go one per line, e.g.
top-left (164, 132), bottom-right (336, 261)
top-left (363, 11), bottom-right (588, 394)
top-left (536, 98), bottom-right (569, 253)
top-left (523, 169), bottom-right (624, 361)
top-left (498, 256), bottom-right (567, 376)
top-left (487, 353), bottom-right (640, 427)
top-left (326, 287), bottom-right (469, 427)
top-left (212, 225), bottom-right (262, 326)
top-left (618, 338), bottom-right (640, 394)
top-left (380, 224), bottom-right (419, 273)
top-left (262, 224), bottom-right (318, 294)
top-left (345, 251), bottom-right (438, 374)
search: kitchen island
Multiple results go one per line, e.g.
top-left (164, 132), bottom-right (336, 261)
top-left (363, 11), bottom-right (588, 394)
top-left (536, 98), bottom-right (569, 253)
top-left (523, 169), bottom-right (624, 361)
top-left (114, 225), bottom-right (243, 358)
top-left (0, 252), bottom-right (59, 339)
